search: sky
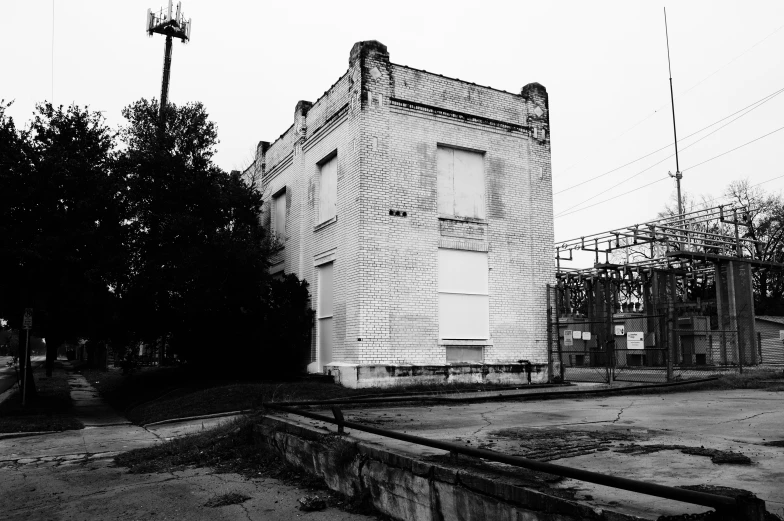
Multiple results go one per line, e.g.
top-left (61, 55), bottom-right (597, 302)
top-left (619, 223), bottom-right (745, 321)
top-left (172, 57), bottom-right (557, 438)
top-left (2, 1), bottom-right (783, 259)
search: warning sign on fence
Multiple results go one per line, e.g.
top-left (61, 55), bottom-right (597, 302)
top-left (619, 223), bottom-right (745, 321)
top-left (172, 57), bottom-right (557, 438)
top-left (564, 330), bottom-right (573, 347)
top-left (627, 331), bottom-right (644, 350)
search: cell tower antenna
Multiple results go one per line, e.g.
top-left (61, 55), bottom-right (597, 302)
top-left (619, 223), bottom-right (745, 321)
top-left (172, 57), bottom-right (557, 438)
top-left (664, 7), bottom-right (683, 216)
top-left (146, 0), bottom-right (192, 130)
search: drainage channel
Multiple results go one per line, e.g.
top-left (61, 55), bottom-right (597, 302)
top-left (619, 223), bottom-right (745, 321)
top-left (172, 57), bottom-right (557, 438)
top-left (265, 403), bottom-right (765, 519)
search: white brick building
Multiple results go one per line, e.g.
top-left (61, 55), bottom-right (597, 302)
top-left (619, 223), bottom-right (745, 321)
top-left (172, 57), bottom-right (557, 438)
top-left (249, 41), bottom-right (554, 387)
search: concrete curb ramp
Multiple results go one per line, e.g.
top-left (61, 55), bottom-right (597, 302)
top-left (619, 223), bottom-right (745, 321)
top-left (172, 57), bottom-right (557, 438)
top-left (256, 415), bottom-right (644, 521)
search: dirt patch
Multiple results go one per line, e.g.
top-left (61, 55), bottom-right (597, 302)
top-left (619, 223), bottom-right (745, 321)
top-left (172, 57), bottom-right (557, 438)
top-left (490, 427), bottom-right (750, 465)
top-left (617, 444), bottom-right (752, 464)
top-left (204, 492), bottom-right (251, 507)
top-left (490, 427), bottom-right (642, 461)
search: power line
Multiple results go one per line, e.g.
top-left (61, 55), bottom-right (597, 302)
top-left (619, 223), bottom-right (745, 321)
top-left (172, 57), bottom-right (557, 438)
top-left (554, 22), bottom-right (784, 180)
top-left (554, 86), bottom-right (784, 195)
top-left (683, 124), bottom-right (784, 172)
top-left (553, 173), bottom-right (784, 241)
top-left (555, 177), bottom-right (670, 219)
top-left (555, 126), bottom-right (784, 220)
top-left (555, 92), bottom-right (784, 215)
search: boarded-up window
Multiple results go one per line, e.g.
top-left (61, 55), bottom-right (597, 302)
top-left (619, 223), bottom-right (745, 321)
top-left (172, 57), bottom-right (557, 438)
top-left (438, 249), bottom-right (489, 339)
top-left (437, 147), bottom-right (485, 219)
top-left (317, 262), bottom-right (334, 367)
top-left (273, 191), bottom-right (286, 238)
top-left (319, 154), bottom-right (337, 223)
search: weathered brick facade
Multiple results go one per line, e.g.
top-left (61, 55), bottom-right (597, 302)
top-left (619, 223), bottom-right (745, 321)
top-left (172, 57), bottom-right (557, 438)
top-left (249, 41), bottom-right (554, 375)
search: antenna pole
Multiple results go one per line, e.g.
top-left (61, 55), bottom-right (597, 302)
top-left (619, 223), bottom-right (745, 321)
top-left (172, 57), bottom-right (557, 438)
top-left (159, 34), bottom-right (173, 127)
top-left (664, 7), bottom-right (683, 216)
top-left (146, 0), bottom-right (192, 135)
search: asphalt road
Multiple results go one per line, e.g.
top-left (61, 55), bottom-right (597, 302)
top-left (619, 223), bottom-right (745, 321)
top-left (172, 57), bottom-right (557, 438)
top-left (0, 355), bottom-right (45, 396)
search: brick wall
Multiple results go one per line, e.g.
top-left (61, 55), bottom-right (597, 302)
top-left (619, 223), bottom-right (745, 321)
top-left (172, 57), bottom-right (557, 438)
top-left (257, 40), bottom-right (554, 369)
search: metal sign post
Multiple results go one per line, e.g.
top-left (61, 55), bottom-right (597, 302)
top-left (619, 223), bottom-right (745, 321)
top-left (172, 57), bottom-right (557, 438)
top-left (22, 308), bottom-right (32, 407)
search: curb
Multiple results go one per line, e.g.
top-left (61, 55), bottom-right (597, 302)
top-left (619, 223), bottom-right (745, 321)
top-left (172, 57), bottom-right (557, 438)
top-left (0, 430), bottom-right (63, 441)
top-left (141, 409), bottom-right (249, 428)
top-left (274, 376), bottom-right (721, 407)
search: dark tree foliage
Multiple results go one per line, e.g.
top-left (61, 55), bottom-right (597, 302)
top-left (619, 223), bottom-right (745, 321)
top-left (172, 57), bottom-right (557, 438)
top-left (0, 102), bottom-right (124, 380)
top-left (264, 274), bottom-right (315, 376)
top-left (116, 99), bottom-right (283, 369)
top-left (2, 98), bottom-right (315, 379)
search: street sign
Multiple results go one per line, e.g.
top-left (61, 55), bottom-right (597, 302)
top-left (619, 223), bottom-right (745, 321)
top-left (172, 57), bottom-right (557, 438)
top-left (627, 331), bottom-right (645, 350)
top-left (22, 308), bottom-right (33, 330)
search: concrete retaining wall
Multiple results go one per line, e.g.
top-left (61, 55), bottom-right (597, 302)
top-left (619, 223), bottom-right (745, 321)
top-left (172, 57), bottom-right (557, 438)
top-left (254, 416), bottom-right (637, 521)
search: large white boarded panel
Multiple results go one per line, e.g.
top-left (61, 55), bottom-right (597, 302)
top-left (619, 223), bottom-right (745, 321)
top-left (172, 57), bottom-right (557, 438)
top-left (439, 294), bottom-right (490, 339)
top-left (437, 147), bottom-right (455, 216)
top-left (317, 262), bottom-right (334, 318)
top-left (437, 146), bottom-right (485, 219)
top-left (274, 192), bottom-right (286, 238)
top-left (453, 148), bottom-right (485, 219)
top-left (438, 249), bottom-right (489, 295)
top-left (319, 155), bottom-right (337, 223)
top-left (318, 317), bottom-right (333, 368)
top-left (438, 249), bottom-right (489, 339)
top-left (317, 262), bottom-right (334, 367)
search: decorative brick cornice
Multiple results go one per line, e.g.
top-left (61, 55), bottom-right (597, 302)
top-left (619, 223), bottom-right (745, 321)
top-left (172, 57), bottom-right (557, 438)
top-left (390, 98), bottom-right (529, 134)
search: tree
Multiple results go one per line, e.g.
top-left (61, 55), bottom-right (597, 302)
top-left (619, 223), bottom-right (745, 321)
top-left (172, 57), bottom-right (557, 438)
top-left (116, 99), bottom-right (275, 368)
top-left (724, 180), bottom-right (784, 314)
top-left (0, 102), bottom-right (125, 381)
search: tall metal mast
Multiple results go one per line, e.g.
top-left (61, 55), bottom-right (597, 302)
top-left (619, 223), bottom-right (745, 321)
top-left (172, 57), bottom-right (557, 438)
top-left (146, 0), bottom-right (192, 130)
top-left (664, 7), bottom-right (683, 216)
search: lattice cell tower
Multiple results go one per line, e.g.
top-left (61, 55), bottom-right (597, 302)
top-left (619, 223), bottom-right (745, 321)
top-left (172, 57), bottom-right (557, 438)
top-left (146, 0), bottom-right (192, 127)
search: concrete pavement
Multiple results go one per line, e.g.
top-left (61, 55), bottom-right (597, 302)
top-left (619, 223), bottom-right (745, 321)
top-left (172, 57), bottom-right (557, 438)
top-left (273, 387), bottom-right (784, 519)
top-left (1, 364), bottom-right (377, 521)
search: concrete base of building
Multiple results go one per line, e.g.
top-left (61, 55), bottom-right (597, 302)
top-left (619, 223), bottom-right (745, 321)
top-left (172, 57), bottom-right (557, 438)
top-left (323, 362), bottom-right (549, 389)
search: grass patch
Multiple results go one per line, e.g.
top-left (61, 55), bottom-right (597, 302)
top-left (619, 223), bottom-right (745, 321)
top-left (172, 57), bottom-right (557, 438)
top-left (0, 361), bottom-right (83, 433)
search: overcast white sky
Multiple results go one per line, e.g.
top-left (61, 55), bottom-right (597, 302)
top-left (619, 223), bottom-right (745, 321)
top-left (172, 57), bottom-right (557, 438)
top-left (2, 1), bottom-right (783, 255)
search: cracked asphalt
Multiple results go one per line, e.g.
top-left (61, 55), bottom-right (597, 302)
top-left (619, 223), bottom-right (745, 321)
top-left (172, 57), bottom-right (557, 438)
top-left (296, 387), bottom-right (784, 519)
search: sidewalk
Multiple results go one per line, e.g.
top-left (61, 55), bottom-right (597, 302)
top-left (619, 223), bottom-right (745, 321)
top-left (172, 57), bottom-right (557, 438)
top-left (0, 362), bottom-right (243, 467)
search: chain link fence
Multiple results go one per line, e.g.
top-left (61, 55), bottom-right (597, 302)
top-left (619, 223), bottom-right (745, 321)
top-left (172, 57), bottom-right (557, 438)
top-left (547, 284), bottom-right (782, 384)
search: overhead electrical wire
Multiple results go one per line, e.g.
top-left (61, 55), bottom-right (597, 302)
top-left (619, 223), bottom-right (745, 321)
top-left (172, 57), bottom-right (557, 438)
top-left (682, 125), bottom-right (784, 172)
top-left (555, 91), bottom-right (784, 216)
top-left (554, 86), bottom-right (784, 195)
top-left (555, 124), bottom-right (784, 220)
top-left (555, 22), bottom-right (784, 180)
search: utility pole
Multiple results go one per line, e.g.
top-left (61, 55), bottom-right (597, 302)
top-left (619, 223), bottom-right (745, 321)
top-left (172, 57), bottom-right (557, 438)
top-left (146, 0), bottom-right (192, 130)
top-left (664, 7), bottom-right (683, 217)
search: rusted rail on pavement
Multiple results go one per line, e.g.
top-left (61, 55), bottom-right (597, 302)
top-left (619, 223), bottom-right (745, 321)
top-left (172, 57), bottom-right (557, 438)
top-left (265, 403), bottom-right (765, 518)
